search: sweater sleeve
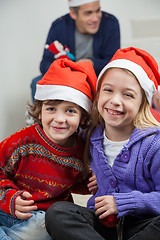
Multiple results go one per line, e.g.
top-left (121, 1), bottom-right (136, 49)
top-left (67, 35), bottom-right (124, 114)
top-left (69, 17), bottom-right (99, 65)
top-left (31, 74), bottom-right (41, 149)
top-left (114, 191), bottom-right (160, 218)
top-left (0, 136), bottom-right (24, 216)
top-left (114, 147), bottom-right (160, 218)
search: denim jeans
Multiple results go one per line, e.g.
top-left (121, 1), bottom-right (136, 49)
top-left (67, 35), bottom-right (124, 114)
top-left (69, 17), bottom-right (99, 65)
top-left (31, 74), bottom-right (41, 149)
top-left (0, 209), bottom-right (52, 240)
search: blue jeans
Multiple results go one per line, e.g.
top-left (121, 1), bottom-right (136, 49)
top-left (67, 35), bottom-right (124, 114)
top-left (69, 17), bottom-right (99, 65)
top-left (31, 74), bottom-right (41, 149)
top-left (0, 209), bottom-right (52, 240)
top-left (30, 75), bottom-right (43, 102)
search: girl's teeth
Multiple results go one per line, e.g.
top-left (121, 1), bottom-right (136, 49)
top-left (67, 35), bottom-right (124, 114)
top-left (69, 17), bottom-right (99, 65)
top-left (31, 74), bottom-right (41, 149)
top-left (108, 109), bottom-right (121, 115)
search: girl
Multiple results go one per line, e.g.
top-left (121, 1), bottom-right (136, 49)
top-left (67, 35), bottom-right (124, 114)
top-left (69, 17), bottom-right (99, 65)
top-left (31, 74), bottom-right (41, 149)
top-left (46, 47), bottom-right (160, 240)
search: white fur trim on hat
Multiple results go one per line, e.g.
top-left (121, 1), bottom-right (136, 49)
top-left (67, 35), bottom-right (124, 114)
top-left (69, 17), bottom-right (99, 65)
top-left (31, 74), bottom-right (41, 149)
top-left (98, 59), bottom-right (157, 104)
top-left (35, 85), bottom-right (92, 113)
top-left (68, 0), bottom-right (99, 7)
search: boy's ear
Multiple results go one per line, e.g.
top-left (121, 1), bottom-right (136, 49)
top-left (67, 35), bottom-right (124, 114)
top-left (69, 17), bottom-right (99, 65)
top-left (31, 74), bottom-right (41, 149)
top-left (80, 116), bottom-right (87, 125)
top-left (69, 8), bottom-right (77, 20)
top-left (38, 112), bottom-right (42, 120)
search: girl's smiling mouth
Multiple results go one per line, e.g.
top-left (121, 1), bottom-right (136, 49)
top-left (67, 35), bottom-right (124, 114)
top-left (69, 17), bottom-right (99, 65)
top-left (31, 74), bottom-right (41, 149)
top-left (106, 108), bottom-right (124, 116)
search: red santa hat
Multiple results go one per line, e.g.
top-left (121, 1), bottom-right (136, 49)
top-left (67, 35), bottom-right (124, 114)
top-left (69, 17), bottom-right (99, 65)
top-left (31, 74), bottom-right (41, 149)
top-left (98, 47), bottom-right (160, 104)
top-left (68, 0), bottom-right (99, 7)
top-left (35, 59), bottom-right (97, 113)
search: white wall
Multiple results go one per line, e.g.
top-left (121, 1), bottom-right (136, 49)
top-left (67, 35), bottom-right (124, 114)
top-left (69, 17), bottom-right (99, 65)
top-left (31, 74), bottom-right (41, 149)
top-left (1, 0), bottom-right (160, 141)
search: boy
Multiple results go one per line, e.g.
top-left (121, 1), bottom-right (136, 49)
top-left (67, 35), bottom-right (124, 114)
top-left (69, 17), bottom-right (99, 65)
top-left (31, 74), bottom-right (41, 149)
top-left (0, 59), bottom-right (97, 240)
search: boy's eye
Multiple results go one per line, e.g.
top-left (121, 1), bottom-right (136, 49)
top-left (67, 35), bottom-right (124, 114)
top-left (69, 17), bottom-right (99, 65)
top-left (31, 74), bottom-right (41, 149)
top-left (46, 107), bottom-right (55, 111)
top-left (67, 109), bottom-right (76, 114)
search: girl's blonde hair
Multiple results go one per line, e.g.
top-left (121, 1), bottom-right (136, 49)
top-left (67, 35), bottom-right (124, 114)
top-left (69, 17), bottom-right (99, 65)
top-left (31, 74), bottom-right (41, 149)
top-left (84, 68), bottom-right (160, 170)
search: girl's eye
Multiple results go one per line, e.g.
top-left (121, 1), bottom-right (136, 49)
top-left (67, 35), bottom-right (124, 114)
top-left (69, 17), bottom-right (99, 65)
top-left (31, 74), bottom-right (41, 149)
top-left (125, 93), bottom-right (134, 98)
top-left (103, 88), bottom-right (112, 92)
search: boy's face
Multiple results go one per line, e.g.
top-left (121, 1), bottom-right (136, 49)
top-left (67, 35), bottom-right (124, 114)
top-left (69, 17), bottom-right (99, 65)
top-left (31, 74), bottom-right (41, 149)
top-left (39, 101), bottom-right (83, 147)
top-left (70, 1), bottom-right (102, 34)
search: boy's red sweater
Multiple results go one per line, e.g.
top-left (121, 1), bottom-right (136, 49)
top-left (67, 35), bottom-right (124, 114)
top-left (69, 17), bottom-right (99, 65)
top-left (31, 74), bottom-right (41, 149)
top-left (0, 125), bottom-right (88, 217)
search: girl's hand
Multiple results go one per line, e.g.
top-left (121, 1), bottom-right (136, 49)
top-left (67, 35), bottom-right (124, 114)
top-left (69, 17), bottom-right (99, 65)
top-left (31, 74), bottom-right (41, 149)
top-left (87, 172), bottom-right (98, 195)
top-left (15, 191), bottom-right (38, 219)
top-left (95, 195), bottom-right (118, 219)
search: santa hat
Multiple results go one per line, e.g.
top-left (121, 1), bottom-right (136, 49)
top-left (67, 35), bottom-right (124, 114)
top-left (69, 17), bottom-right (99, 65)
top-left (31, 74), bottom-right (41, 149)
top-left (98, 47), bottom-right (160, 104)
top-left (68, 0), bottom-right (99, 7)
top-left (35, 59), bottom-right (97, 113)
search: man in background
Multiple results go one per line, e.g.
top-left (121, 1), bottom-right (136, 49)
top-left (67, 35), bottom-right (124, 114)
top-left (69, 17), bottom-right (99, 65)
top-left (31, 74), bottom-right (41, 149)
top-left (30, 0), bottom-right (120, 102)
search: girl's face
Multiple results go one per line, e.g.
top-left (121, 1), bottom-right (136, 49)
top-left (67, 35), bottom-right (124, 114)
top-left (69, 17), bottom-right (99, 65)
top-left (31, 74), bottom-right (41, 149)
top-left (97, 68), bottom-right (143, 139)
top-left (39, 101), bottom-right (83, 147)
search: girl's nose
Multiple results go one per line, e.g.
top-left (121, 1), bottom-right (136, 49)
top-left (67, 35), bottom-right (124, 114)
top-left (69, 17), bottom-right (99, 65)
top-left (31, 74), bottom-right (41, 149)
top-left (110, 94), bottom-right (121, 105)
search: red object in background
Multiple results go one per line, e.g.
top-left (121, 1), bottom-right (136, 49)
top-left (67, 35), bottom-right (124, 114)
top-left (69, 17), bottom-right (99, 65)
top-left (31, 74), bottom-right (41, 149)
top-left (100, 214), bottom-right (119, 228)
top-left (45, 41), bottom-right (71, 60)
top-left (150, 107), bottom-right (160, 123)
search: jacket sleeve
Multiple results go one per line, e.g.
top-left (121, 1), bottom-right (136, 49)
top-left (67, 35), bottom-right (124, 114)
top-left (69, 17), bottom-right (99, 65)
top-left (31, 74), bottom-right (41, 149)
top-left (40, 21), bottom-right (59, 75)
top-left (0, 137), bottom-right (24, 216)
top-left (40, 14), bottom-right (74, 75)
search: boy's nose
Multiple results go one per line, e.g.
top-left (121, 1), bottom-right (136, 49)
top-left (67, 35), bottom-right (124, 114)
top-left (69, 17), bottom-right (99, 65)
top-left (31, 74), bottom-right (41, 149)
top-left (54, 113), bottom-right (65, 123)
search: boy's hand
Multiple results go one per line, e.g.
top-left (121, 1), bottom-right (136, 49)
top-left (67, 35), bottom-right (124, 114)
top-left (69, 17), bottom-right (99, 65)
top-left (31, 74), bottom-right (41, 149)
top-left (15, 191), bottom-right (38, 219)
top-left (87, 172), bottom-right (98, 195)
top-left (95, 195), bottom-right (118, 219)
